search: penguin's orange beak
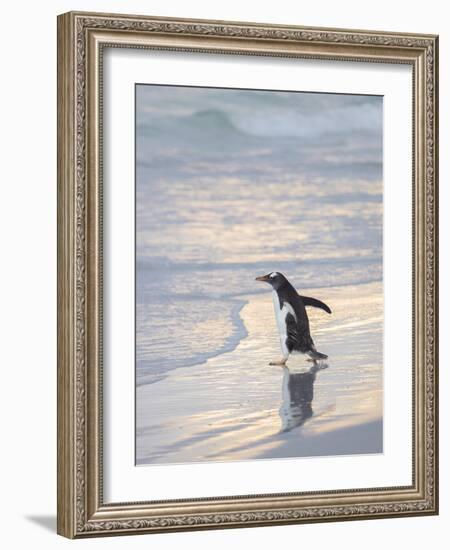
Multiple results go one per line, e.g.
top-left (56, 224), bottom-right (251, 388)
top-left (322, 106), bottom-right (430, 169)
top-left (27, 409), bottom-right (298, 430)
top-left (255, 274), bottom-right (270, 283)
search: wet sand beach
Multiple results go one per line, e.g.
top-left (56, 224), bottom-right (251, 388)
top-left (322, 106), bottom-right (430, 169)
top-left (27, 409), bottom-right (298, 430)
top-left (136, 280), bottom-right (383, 465)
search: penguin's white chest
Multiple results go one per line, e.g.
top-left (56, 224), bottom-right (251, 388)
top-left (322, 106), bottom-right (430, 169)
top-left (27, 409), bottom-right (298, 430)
top-left (272, 291), bottom-right (297, 357)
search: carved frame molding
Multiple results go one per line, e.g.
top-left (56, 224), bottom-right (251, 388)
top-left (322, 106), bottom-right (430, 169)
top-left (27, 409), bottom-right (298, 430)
top-left (57, 11), bottom-right (438, 538)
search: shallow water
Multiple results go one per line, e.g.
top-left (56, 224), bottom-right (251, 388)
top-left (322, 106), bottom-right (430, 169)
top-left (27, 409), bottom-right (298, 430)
top-left (136, 86), bottom-right (382, 383)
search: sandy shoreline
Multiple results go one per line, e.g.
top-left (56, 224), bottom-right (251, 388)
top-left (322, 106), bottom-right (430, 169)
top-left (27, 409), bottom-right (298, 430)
top-left (136, 281), bottom-right (383, 466)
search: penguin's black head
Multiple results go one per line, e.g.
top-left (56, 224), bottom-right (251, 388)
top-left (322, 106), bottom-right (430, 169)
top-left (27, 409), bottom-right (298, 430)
top-left (255, 271), bottom-right (288, 291)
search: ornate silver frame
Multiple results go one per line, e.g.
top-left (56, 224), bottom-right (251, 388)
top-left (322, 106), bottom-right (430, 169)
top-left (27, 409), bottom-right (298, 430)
top-left (57, 11), bottom-right (439, 538)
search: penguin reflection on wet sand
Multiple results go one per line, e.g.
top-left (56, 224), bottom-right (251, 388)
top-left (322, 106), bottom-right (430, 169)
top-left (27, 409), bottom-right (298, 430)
top-left (255, 272), bottom-right (331, 366)
top-left (279, 364), bottom-right (328, 432)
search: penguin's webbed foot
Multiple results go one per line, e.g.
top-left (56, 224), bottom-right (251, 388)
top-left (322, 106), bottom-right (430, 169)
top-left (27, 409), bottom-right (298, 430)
top-left (269, 358), bottom-right (288, 366)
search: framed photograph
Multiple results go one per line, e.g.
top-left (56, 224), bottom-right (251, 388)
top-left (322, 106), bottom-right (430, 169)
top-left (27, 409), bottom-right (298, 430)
top-left (57, 11), bottom-right (439, 538)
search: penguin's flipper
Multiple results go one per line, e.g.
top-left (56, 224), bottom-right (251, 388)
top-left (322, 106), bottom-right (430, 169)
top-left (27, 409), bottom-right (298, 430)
top-left (300, 295), bottom-right (332, 314)
top-left (285, 312), bottom-right (302, 352)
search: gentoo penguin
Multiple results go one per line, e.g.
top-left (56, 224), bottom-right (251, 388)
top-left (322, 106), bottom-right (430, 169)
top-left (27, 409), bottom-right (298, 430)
top-left (255, 272), bottom-right (331, 365)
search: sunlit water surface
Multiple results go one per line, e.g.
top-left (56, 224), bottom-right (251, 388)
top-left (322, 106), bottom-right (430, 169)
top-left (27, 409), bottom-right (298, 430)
top-left (135, 85), bottom-right (383, 463)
